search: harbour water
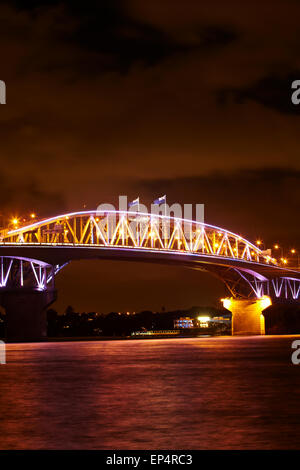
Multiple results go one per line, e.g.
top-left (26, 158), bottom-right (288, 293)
top-left (0, 336), bottom-right (300, 449)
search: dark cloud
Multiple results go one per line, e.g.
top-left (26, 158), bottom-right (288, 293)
top-left (218, 73), bottom-right (300, 115)
top-left (138, 167), bottom-right (300, 246)
top-left (0, 171), bottom-right (66, 217)
top-left (7, 1), bottom-right (240, 74)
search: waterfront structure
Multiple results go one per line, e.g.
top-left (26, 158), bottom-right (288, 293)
top-left (174, 317), bottom-right (194, 329)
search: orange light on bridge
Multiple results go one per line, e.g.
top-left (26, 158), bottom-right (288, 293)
top-left (30, 213), bottom-right (36, 219)
top-left (274, 244), bottom-right (279, 249)
top-left (221, 298), bottom-right (232, 310)
top-left (260, 296), bottom-right (272, 309)
top-left (290, 249), bottom-right (299, 268)
top-left (256, 240), bottom-right (262, 246)
top-left (12, 218), bottom-right (19, 226)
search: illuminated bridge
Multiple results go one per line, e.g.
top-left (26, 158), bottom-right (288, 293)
top-left (0, 210), bottom-right (299, 339)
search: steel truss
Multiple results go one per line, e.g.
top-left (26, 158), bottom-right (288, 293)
top-left (207, 266), bottom-right (300, 300)
top-left (0, 256), bottom-right (65, 291)
top-left (1, 210), bottom-right (270, 263)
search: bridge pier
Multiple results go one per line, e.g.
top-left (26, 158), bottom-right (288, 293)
top-left (0, 289), bottom-right (57, 342)
top-left (222, 296), bottom-right (272, 335)
top-left (263, 302), bottom-right (300, 334)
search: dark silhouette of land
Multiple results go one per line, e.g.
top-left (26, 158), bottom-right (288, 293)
top-left (1, 303), bottom-right (300, 339)
top-left (0, 305), bottom-right (230, 338)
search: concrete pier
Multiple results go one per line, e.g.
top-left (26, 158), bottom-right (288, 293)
top-left (0, 289), bottom-right (57, 342)
top-left (222, 296), bottom-right (271, 335)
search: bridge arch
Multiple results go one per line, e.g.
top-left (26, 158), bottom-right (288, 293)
top-left (0, 210), bottom-right (298, 301)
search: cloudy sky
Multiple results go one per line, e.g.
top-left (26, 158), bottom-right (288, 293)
top-left (1, 1), bottom-right (299, 313)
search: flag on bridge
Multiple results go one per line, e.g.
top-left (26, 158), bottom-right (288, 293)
top-left (128, 197), bottom-right (140, 210)
top-left (153, 195), bottom-right (166, 205)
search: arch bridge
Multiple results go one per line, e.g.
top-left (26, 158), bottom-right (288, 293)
top-left (0, 210), bottom-right (299, 339)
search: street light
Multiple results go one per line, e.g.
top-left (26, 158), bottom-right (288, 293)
top-left (273, 244), bottom-right (284, 258)
top-left (290, 249), bottom-right (300, 268)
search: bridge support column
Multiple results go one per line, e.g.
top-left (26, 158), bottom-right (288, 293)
top-left (0, 289), bottom-right (57, 342)
top-left (222, 296), bottom-right (272, 335)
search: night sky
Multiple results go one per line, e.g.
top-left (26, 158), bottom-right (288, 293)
top-left (0, 1), bottom-right (299, 313)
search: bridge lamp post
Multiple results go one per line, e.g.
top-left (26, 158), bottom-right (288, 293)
top-left (256, 240), bottom-right (264, 250)
top-left (273, 244), bottom-right (283, 258)
top-left (290, 249), bottom-right (299, 268)
top-left (11, 217), bottom-right (19, 228)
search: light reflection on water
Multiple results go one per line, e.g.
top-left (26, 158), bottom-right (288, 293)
top-left (0, 336), bottom-right (300, 449)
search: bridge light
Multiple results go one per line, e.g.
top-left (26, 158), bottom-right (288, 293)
top-left (260, 296), bottom-right (272, 309)
top-left (221, 298), bottom-right (232, 310)
top-left (274, 244), bottom-right (279, 249)
top-left (214, 243), bottom-right (219, 248)
top-left (30, 213), bottom-right (36, 219)
top-left (291, 249), bottom-right (296, 254)
top-left (12, 218), bottom-right (19, 226)
top-left (256, 240), bottom-right (262, 246)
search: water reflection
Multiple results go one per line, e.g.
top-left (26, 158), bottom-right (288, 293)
top-left (0, 336), bottom-right (299, 449)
